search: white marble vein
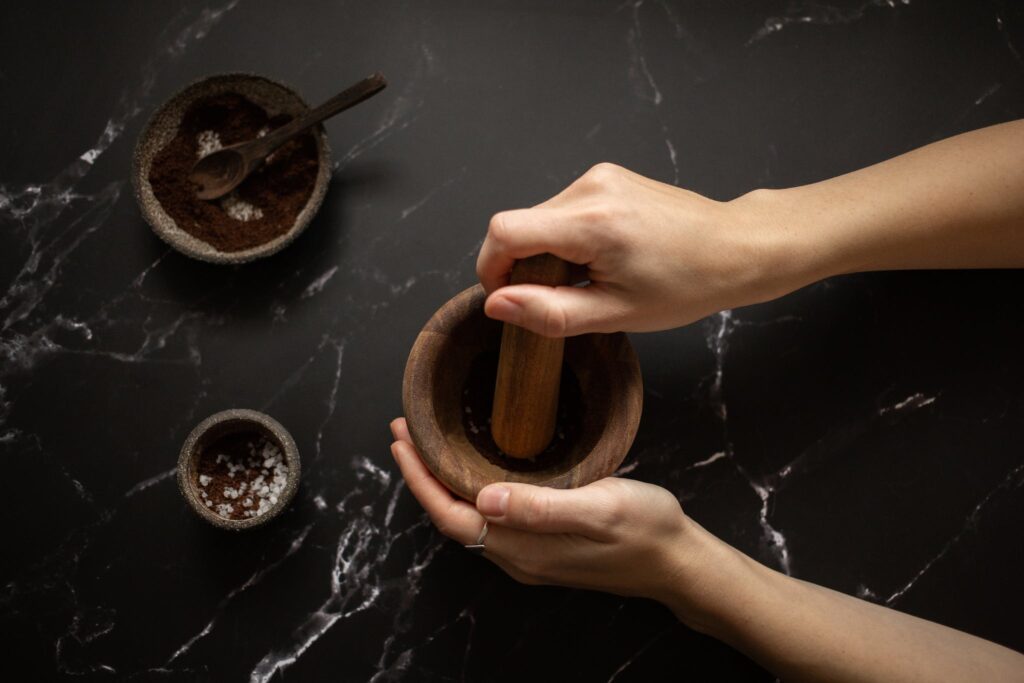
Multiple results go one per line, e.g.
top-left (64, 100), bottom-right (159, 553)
top-left (606, 628), bottom-right (667, 682)
top-left (625, 0), bottom-right (682, 185)
top-left (1, 0), bottom-right (238, 387)
top-left (686, 450), bottom-right (727, 471)
top-left (301, 266), bottom-right (339, 299)
top-left (627, 1), bottom-right (663, 106)
top-left (748, 0), bottom-right (912, 45)
top-left (879, 392), bottom-right (936, 416)
top-left (884, 462), bottom-right (1024, 605)
top-left (400, 166), bottom-right (468, 220)
top-left (335, 43), bottom-right (436, 172)
top-left (996, 13), bottom-right (1024, 69)
top-left (248, 468), bottom-right (439, 683)
top-left (123, 468), bottom-right (176, 498)
top-left (167, 523), bottom-right (314, 664)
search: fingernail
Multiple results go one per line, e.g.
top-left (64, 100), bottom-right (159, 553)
top-left (477, 485), bottom-right (510, 516)
top-left (389, 421), bottom-right (398, 439)
top-left (487, 297), bottom-right (522, 324)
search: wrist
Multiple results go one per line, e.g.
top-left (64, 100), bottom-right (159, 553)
top-left (654, 517), bottom-right (749, 634)
top-left (656, 516), bottom-right (786, 641)
top-left (727, 187), bottom-right (846, 299)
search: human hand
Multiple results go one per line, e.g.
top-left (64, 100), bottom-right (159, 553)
top-left (476, 163), bottom-right (807, 336)
top-left (389, 417), bottom-right (711, 610)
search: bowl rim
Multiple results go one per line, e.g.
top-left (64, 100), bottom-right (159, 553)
top-left (177, 408), bottom-right (302, 530)
top-left (131, 72), bottom-right (332, 264)
top-left (402, 285), bottom-right (643, 502)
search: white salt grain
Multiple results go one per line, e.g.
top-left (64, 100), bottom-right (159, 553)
top-left (196, 130), bottom-right (223, 158)
top-left (202, 435), bottom-right (289, 522)
top-left (221, 194), bottom-right (264, 222)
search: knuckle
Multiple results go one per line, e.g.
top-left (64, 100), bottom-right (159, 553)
top-left (434, 518), bottom-right (456, 540)
top-left (598, 494), bottom-right (627, 530)
top-left (541, 303), bottom-right (568, 338)
top-left (474, 251), bottom-right (486, 280)
top-left (582, 162), bottom-right (623, 189)
top-left (522, 492), bottom-right (552, 529)
top-left (487, 212), bottom-right (513, 248)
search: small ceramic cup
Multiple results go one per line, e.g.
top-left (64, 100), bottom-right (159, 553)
top-left (132, 73), bottom-right (332, 264)
top-left (178, 409), bottom-right (301, 530)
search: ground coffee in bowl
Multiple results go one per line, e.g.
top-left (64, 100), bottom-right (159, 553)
top-left (148, 92), bottom-right (320, 253)
top-left (133, 74), bottom-right (331, 264)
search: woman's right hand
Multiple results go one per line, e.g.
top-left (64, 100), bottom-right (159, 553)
top-left (476, 163), bottom-right (810, 336)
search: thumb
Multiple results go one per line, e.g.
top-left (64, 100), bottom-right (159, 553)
top-left (476, 482), bottom-right (616, 537)
top-left (484, 284), bottom-right (623, 337)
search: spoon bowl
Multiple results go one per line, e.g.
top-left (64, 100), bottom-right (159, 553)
top-left (191, 145), bottom-right (248, 199)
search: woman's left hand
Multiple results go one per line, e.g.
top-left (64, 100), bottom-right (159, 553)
top-left (389, 417), bottom-right (708, 609)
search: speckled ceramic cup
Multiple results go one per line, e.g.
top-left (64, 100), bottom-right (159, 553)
top-left (132, 73), bottom-right (332, 264)
top-left (178, 409), bottom-right (301, 530)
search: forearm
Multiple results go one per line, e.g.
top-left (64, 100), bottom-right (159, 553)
top-left (742, 119), bottom-right (1024, 288)
top-left (665, 522), bottom-right (1024, 682)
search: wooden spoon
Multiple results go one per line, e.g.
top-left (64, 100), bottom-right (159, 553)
top-left (189, 72), bottom-right (387, 200)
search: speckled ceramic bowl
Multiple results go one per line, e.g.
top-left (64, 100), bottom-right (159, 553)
top-left (132, 73), bottom-right (332, 264)
top-left (178, 409), bottom-right (301, 530)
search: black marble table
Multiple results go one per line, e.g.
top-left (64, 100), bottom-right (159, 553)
top-left (2, 1), bottom-right (1023, 680)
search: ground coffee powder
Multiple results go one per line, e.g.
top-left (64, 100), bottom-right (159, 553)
top-left (148, 92), bottom-right (320, 253)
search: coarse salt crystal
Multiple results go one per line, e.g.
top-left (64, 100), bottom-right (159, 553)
top-left (196, 130), bottom-right (223, 158)
top-left (221, 194), bottom-right (264, 222)
top-left (199, 474), bottom-right (212, 486)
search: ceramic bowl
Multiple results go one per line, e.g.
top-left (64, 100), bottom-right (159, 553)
top-left (177, 409), bottom-right (301, 530)
top-left (132, 73), bottom-right (331, 264)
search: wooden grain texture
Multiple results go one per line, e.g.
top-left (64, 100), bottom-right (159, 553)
top-left (490, 254), bottom-right (573, 458)
top-left (403, 285), bottom-right (643, 502)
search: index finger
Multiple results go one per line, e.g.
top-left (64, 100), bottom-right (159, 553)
top-left (390, 437), bottom-right (485, 546)
top-left (476, 207), bottom-right (598, 294)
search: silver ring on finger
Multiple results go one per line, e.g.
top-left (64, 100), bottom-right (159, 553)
top-left (464, 520), bottom-right (488, 555)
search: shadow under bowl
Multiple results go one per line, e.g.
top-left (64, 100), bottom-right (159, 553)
top-left (132, 73), bottom-right (332, 264)
top-left (178, 409), bottom-right (301, 530)
top-left (403, 285), bottom-right (643, 502)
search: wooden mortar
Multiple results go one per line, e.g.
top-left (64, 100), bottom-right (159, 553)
top-left (403, 281), bottom-right (642, 502)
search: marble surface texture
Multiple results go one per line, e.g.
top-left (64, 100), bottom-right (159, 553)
top-left (2, 1), bottom-right (1023, 680)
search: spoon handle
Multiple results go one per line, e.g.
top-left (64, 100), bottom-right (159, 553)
top-left (250, 72), bottom-right (388, 159)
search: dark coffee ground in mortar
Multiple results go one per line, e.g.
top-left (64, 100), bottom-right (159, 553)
top-left (461, 350), bottom-right (584, 472)
top-left (193, 430), bottom-right (289, 521)
top-left (148, 92), bottom-right (320, 253)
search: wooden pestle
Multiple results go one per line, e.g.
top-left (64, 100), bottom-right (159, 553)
top-left (491, 254), bottom-right (573, 458)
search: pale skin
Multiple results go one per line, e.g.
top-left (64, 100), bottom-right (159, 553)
top-left (391, 119), bottom-right (1024, 681)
